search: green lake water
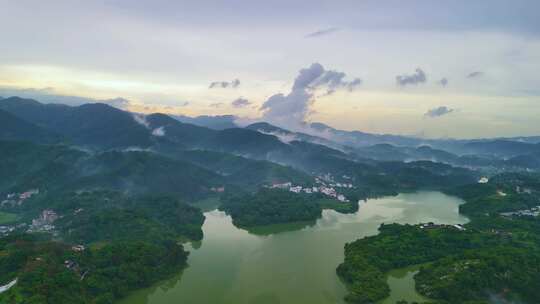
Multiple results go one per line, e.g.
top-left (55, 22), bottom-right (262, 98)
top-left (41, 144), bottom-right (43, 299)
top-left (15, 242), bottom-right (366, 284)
top-left (381, 266), bottom-right (431, 304)
top-left (118, 191), bottom-right (468, 304)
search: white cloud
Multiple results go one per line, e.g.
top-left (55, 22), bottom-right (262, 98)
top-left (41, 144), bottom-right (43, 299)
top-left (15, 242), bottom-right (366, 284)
top-left (152, 126), bottom-right (165, 136)
top-left (132, 113), bottom-right (150, 128)
top-left (260, 63), bottom-right (361, 130)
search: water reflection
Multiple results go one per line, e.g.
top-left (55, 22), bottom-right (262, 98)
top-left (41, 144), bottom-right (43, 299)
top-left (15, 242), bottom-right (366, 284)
top-left (118, 191), bottom-right (467, 304)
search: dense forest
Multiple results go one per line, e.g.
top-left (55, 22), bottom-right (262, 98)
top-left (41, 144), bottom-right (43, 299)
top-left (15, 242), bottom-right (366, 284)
top-left (0, 190), bottom-right (206, 303)
top-left (219, 188), bottom-right (360, 228)
top-left (219, 188), bottom-right (323, 227)
top-left (0, 235), bottom-right (188, 304)
top-left (337, 172), bottom-right (540, 304)
top-left (2, 96), bottom-right (539, 303)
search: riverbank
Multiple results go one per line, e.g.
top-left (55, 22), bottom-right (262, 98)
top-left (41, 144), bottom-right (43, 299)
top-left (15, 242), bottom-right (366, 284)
top-left (339, 173), bottom-right (540, 303)
top-left (117, 191), bottom-right (467, 304)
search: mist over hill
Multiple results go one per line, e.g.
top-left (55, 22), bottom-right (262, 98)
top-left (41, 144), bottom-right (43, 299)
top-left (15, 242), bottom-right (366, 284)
top-left (2, 96), bottom-right (540, 174)
top-left (1, 96), bottom-right (539, 304)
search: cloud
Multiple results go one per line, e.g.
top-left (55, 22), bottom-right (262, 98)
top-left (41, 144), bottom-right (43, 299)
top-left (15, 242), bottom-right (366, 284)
top-left (152, 126), bottom-right (165, 136)
top-left (346, 78), bottom-right (363, 91)
top-left (209, 102), bottom-right (224, 108)
top-left (257, 130), bottom-right (299, 144)
top-left (467, 71), bottom-right (484, 78)
top-left (209, 79), bottom-right (240, 89)
top-left (424, 106), bottom-right (454, 118)
top-left (231, 97), bottom-right (251, 108)
top-left (396, 68), bottom-right (427, 86)
top-left (104, 97), bottom-right (131, 108)
top-left (0, 86), bottom-right (133, 109)
top-left (439, 78), bottom-right (448, 87)
top-left (305, 27), bottom-right (340, 38)
top-left (132, 113), bottom-right (150, 128)
top-left (260, 62), bottom-right (361, 129)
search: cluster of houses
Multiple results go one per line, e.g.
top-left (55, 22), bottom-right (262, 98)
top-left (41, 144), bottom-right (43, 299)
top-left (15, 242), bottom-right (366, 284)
top-left (211, 186), bottom-right (225, 193)
top-left (0, 223), bottom-right (27, 237)
top-left (500, 206), bottom-right (540, 218)
top-left (64, 245), bottom-right (89, 280)
top-left (27, 209), bottom-right (59, 233)
top-left (269, 173), bottom-right (355, 203)
top-left (0, 226), bottom-right (15, 236)
top-left (0, 225), bottom-right (15, 236)
top-left (64, 259), bottom-right (88, 281)
top-left (515, 186), bottom-right (533, 194)
top-left (419, 222), bottom-right (467, 231)
top-left (1, 189), bottom-right (40, 207)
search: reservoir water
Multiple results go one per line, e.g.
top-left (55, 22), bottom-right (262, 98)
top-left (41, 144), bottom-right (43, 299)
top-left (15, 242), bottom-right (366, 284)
top-left (119, 191), bottom-right (468, 304)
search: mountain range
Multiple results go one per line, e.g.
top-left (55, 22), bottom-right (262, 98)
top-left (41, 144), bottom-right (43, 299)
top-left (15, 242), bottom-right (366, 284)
top-left (0, 96), bottom-right (497, 202)
top-left (1, 95), bottom-right (539, 202)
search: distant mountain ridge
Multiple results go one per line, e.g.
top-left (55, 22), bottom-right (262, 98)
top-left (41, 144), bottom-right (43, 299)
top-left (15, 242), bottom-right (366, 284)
top-left (172, 114), bottom-right (238, 130)
top-left (0, 96), bottom-right (153, 149)
top-left (0, 109), bottom-right (61, 143)
top-left (0, 97), bottom-right (355, 168)
top-left (309, 122), bottom-right (426, 147)
top-left (2, 96), bottom-right (540, 172)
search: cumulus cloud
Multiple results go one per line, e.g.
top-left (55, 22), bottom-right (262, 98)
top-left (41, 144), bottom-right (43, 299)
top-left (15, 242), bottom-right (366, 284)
top-left (305, 27), bottom-right (340, 38)
top-left (209, 79), bottom-right (240, 89)
top-left (231, 97), bottom-right (251, 108)
top-left (439, 78), bottom-right (448, 87)
top-left (424, 106), bottom-right (454, 118)
top-left (467, 71), bottom-right (483, 78)
top-left (260, 63), bottom-right (361, 129)
top-left (396, 68), bottom-right (427, 86)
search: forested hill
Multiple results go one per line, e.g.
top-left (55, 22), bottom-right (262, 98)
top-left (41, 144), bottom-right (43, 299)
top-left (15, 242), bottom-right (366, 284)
top-left (0, 109), bottom-right (60, 143)
top-left (337, 172), bottom-right (540, 304)
top-left (0, 140), bottom-right (222, 201)
top-left (2, 96), bottom-right (539, 174)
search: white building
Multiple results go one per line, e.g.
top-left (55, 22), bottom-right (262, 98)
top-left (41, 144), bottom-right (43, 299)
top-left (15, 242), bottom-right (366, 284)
top-left (289, 186), bottom-right (302, 193)
top-left (337, 194), bottom-right (349, 202)
top-left (478, 177), bottom-right (489, 184)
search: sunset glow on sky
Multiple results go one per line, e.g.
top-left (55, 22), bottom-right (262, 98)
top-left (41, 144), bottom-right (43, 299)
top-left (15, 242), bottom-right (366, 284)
top-left (1, 0), bottom-right (539, 138)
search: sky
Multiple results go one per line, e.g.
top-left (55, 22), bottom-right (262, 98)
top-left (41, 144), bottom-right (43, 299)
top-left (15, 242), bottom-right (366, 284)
top-left (1, 0), bottom-right (539, 139)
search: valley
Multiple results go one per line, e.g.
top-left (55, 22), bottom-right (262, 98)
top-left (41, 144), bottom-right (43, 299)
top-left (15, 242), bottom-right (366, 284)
top-left (2, 3), bottom-right (539, 303)
top-left (0, 96), bottom-right (539, 304)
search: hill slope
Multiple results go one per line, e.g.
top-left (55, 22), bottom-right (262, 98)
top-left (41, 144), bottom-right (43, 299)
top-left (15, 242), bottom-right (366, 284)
top-left (0, 109), bottom-right (61, 143)
top-left (0, 141), bottom-right (223, 201)
top-left (0, 97), bottom-right (153, 149)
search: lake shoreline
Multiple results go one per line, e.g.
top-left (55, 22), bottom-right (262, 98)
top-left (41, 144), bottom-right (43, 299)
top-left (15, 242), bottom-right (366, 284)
top-left (117, 191), bottom-right (467, 304)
